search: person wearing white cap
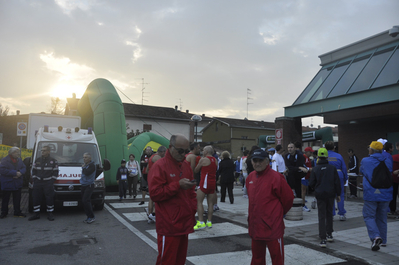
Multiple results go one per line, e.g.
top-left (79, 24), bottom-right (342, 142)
top-left (377, 139), bottom-right (394, 176)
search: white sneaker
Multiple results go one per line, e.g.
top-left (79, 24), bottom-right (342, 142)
top-left (148, 213), bottom-right (156, 222)
top-left (303, 205), bottom-right (311, 212)
top-left (339, 215), bottom-right (346, 221)
top-left (243, 195), bottom-right (248, 198)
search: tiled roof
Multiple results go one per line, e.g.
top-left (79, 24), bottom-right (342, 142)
top-left (206, 117), bottom-right (275, 130)
top-left (123, 103), bottom-right (192, 121)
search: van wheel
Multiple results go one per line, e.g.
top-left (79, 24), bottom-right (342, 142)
top-left (95, 202), bottom-right (104, 211)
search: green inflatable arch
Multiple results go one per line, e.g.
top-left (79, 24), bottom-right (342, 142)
top-left (77, 78), bottom-right (128, 186)
top-left (127, 132), bottom-right (170, 166)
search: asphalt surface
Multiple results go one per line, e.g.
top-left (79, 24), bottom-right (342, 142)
top-left (0, 187), bottom-right (397, 264)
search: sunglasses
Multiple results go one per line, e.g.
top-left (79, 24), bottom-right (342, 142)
top-left (172, 145), bottom-right (189, 155)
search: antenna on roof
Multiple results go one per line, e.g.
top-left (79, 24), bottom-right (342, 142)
top-left (141, 78), bottom-right (150, 105)
top-left (247, 88), bottom-right (253, 119)
top-left (177, 98), bottom-right (183, 111)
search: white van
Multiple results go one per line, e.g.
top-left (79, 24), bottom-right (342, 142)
top-left (27, 126), bottom-right (110, 212)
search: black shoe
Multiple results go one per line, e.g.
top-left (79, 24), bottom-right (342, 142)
top-left (28, 213), bottom-right (40, 221)
top-left (47, 213), bottom-right (55, 221)
top-left (371, 237), bottom-right (382, 251)
top-left (139, 201), bottom-right (144, 205)
top-left (326, 234), bottom-right (334, 242)
top-left (0, 213), bottom-right (7, 219)
top-left (14, 212), bottom-right (27, 218)
top-left (320, 239), bottom-right (327, 248)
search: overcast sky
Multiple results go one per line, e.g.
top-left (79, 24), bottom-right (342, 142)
top-left (1, 0), bottom-right (398, 127)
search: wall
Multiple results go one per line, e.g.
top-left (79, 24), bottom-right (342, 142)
top-left (0, 114), bottom-right (29, 148)
top-left (339, 120), bottom-right (399, 166)
top-left (125, 117), bottom-right (190, 140)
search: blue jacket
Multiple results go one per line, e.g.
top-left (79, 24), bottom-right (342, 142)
top-left (327, 151), bottom-right (348, 182)
top-left (80, 161), bottom-right (96, 186)
top-left (0, 155), bottom-right (26, 191)
top-left (360, 152), bottom-right (393, 202)
top-left (235, 160), bottom-right (241, 172)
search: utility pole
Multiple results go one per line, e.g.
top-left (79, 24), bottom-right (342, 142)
top-left (247, 88), bottom-right (253, 119)
top-left (141, 78), bottom-right (149, 105)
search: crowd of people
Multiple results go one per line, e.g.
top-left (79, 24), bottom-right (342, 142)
top-left (1, 134), bottom-right (398, 265)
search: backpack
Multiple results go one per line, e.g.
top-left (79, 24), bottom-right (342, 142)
top-left (366, 159), bottom-right (392, 189)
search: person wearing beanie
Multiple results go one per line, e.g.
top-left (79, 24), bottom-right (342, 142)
top-left (309, 148), bottom-right (341, 248)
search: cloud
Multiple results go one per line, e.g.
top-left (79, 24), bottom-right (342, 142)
top-left (1, 0), bottom-right (398, 123)
top-left (54, 0), bottom-right (97, 14)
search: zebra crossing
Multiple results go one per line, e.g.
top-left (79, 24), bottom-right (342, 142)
top-left (105, 194), bottom-right (349, 265)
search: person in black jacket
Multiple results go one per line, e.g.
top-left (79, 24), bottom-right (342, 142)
top-left (219, 151), bottom-right (236, 204)
top-left (284, 143), bottom-right (308, 198)
top-left (29, 145), bottom-right (59, 221)
top-left (116, 159), bottom-right (129, 202)
top-left (348, 149), bottom-right (359, 198)
top-left (309, 148), bottom-right (341, 248)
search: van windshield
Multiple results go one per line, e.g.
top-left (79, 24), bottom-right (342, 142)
top-left (35, 142), bottom-right (100, 165)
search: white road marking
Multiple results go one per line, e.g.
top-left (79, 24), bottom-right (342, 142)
top-left (123, 212), bottom-right (149, 222)
top-left (187, 245), bottom-right (346, 265)
top-left (145, 222), bottom-right (247, 240)
top-left (109, 202), bottom-right (147, 209)
top-left (104, 204), bottom-right (157, 251)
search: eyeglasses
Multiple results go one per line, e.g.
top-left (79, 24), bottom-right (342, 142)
top-left (172, 145), bottom-right (189, 155)
top-left (41, 149), bottom-right (49, 152)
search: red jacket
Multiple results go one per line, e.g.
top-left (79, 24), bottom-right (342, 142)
top-left (148, 150), bottom-right (197, 236)
top-left (246, 165), bottom-right (294, 241)
top-left (392, 154), bottom-right (399, 183)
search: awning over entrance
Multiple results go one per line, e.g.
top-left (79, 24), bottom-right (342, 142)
top-left (285, 32), bottom-right (399, 118)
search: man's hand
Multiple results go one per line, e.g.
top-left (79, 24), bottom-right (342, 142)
top-left (117, 180), bottom-right (119, 184)
top-left (299, 167), bottom-right (308, 173)
top-left (336, 196), bottom-right (341, 203)
top-left (179, 178), bottom-right (196, 190)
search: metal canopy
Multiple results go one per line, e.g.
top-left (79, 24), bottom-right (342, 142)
top-left (285, 34), bottom-right (399, 118)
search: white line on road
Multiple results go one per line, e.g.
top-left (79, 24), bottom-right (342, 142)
top-left (104, 204), bottom-right (158, 251)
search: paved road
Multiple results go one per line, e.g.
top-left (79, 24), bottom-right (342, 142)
top-left (1, 187), bottom-right (396, 264)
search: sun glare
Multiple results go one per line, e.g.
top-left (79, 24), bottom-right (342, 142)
top-left (50, 84), bottom-right (85, 100)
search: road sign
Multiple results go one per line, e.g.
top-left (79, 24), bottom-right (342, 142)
top-left (275, 129), bottom-right (283, 140)
top-left (17, 122), bottom-right (27, 136)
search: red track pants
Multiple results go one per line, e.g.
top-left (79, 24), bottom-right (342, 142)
top-left (156, 234), bottom-right (189, 265)
top-left (251, 237), bottom-right (284, 265)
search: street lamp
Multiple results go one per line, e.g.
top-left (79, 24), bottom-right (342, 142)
top-left (191, 115), bottom-right (202, 142)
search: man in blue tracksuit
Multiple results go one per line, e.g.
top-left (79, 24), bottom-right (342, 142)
top-left (325, 141), bottom-right (348, 221)
top-left (360, 141), bottom-right (393, 251)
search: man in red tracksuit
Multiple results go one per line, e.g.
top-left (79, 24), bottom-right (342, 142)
top-left (246, 149), bottom-right (294, 265)
top-left (148, 134), bottom-right (197, 265)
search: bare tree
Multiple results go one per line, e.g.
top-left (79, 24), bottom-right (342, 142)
top-left (0, 103), bottom-right (10, 116)
top-left (49, 97), bottom-right (65, 114)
